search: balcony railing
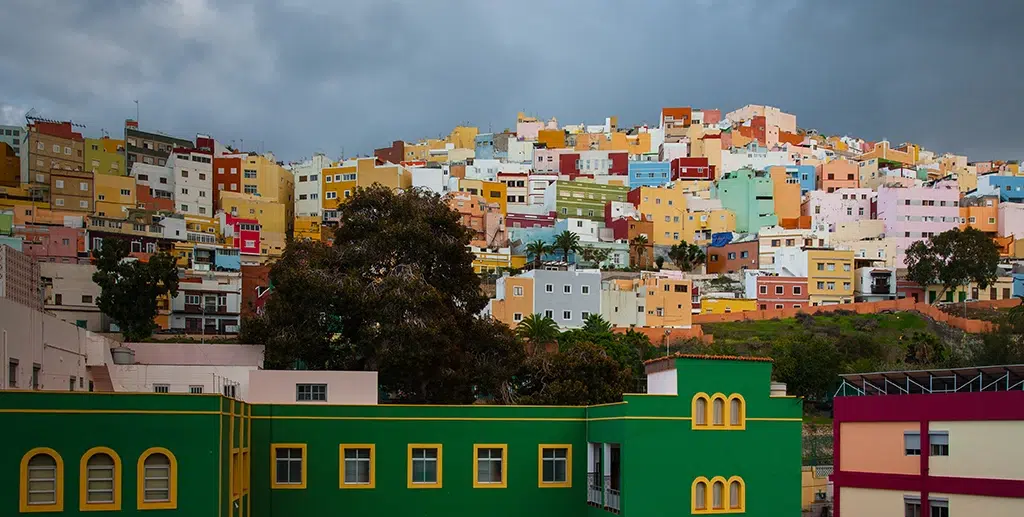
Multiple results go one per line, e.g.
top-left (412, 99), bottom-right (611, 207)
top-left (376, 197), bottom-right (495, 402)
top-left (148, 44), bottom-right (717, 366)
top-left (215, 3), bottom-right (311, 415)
top-left (604, 475), bottom-right (621, 513)
top-left (587, 473), bottom-right (602, 505)
top-left (871, 284), bottom-right (892, 294)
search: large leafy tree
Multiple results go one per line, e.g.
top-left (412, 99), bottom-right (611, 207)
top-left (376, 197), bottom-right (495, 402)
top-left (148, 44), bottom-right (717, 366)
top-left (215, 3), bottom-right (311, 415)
top-left (579, 245), bottom-right (612, 268)
top-left (242, 185), bottom-right (525, 403)
top-left (553, 230), bottom-right (581, 263)
top-left (525, 240), bottom-right (551, 269)
top-left (516, 342), bottom-right (634, 405)
top-left (582, 313), bottom-right (612, 334)
top-left (515, 314), bottom-right (560, 353)
top-left (92, 238), bottom-right (179, 342)
top-left (905, 227), bottom-right (999, 303)
top-left (668, 242), bottom-right (705, 273)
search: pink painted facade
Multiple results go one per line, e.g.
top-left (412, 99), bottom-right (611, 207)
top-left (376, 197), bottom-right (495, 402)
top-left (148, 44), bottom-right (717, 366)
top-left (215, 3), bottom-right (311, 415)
top-left (506, 211), bottom-right (556, 229)
top-left (247, 370), bottom-right (379, 405)
top-left (876, 184), bottom-right (961, 265)
top-left (701, 109), bottom-right (721, 125)
top-left (755, 275), bottom-right (809, 310)
top-left (804, 189), bottom-right (874, 232)
top-left (998, 202), bottom-right (1024, 240)
top-left (222, 213), bottom-right (261, 255)
top-left (14, 225), bottom-right (86, 263)
top-left (533, 148), bottom-right (573, 174)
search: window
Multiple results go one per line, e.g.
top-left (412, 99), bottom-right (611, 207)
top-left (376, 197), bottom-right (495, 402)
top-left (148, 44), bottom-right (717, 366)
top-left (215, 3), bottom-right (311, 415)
top-left (244, 185), bottom-right (258, 194)
top-left (296, 383), bottom-right (327, 401)
top-left (712, 396), bottom-right (725, 425)
top-left (545, 284), bottom-right (553, 293)
top-left (80, 182), bottom-right (89, 191)
top-left (760, 285), bottom-right (768, 295)
top-left (513, 286), bottom-right (524, 297)
top-left (728, 395), bottom-right (745, 428)
top-left (544, 310), bottom-right (553, 319)
top-left (138, 448), bottom-right (176, 509)
top-left (929, 498), bottom-right (949, 517)
top-left (728, 477), bottom-right (744, 511)
top-left (340, 445), bottom-right (375, 488)
top-left (55, 179), bottom-right (65, 188)
top-left (473, 444), bottom-right (507, 488)
top-left (905, 497), bottom-right (921, 517)
top-left (153, 384), bottom-right (169, 393)
top-left (827, 282), bottom-right (836, 291)
top-left (408, 445), bottom-right (442, 488)
top-left (563, 310), bottom-right (571, 320)
top-left (692, 393), bottom-right (709, 427)
top-left (326, 191), bottom-right (337, 199)
top-left (79, 200), bottom-right (89, 209)
top-left (189, 385), bottom-right (204, 394)
top-left (80, 447), bottom-right (121, 510)
top-left (581, 285), bottom-right (591, 295)
top-left (325, 175), bottom-right (333, 183)
top-left (775, 286), bottom-right (784, 295)
top-left (82, 295), bottom-right (93, 304)
top-left (904, 432), bottom-right (921, 456)
top-left (20, 448), bottom-right (64, 512)
top-left (563, 285), bottom-right (571, 294)
top-left (843, 263), bottom-right (851, 272)
top-left (271, 444), bottom-right (306, 489)
top-left (712, 479), bottom-right (725, 509)
top-left (817, 263), bottom-right (824, 271)
top-left (513, 313), bottom-right (523, 322)
top-left (793, 286), bottom-right (802, 295)
top-left (929, 431), bottom-right (949, 456)
top-left (538, 445), bottom-right (571, 487)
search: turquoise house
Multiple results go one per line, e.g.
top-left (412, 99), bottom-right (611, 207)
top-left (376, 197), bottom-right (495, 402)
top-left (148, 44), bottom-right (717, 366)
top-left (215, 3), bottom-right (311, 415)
top-left (712, 168), bottom-right (778, 233)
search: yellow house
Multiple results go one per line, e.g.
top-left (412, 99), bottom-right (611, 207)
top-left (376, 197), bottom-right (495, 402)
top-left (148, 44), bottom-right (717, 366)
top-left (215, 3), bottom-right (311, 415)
top-left (448, 126), bottom-right (479, 149)
top-left (322, 163), bottom-right (358, 211)
top-left (536, 129), bottom-right (566, 150)
top-left (93, 174), bottom-right (137, 218)
top-left (471, 247), bottom-right (527, 274)
top-left (488, 275), bottom-right (535, 329)
top-left (801, 467), bottom-right (830, 511)
top-left (642, 276), bottom-right (693, 328)
top-left (242, 153), bottom-right (295, 230)
top-left (682, 208), bottom-right (736, 246)
top-left (293, 216), bottom-right (322, 242)
top-left (700, 297), bottom-right (758, 314)
top-left (925, 276), bottom-right (1015, 304)
top-left (218, 190), bottom-right (287, 257)
top-left (806, 249), bottom-right (855, 305)
top-left (84, 137), bottom-right (126, 176)
top-left (768, 166), bottom-right (801, 220)
top-left (405, 139), bottom-right (447, 161)
top-left (458, 179), bottom-right (507, 215)
top-left (633, 186), bottom-right (688, 245)
top-left (320, 158), bottom-right (411, 212)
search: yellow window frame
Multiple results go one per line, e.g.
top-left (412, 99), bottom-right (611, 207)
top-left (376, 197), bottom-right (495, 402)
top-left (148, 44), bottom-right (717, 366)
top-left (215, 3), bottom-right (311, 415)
top-left (231, 448), bottom-right (241, 501)
top-left (407, 444), bottom-right (443, 489)
top-left (79, 446), bottom-right (122, 512)
top-left (137, 447), bottom-right (178, 510)
top-left (727, 476), bottom-right (746, 512)
top-left (339, 444), bottom-right (376, 489)
top-left (242, 448), bottom-right (250, 495)
top-left (20, 447), bottom-right (64, 513)
top-left (727, 395), bottom-right (746, 430)
top-left (693, 392), bottom-right (746, 431)
top-left (472, 444), bottom-right (508, 489)
top-left (691, 392), bottom-right (710, 429)
top-left (691, 476), bottom-right (710, 513)
top-left (537, 444), bottom-right (572, 488)
top-left (270, 443), bottom-right (307, 490)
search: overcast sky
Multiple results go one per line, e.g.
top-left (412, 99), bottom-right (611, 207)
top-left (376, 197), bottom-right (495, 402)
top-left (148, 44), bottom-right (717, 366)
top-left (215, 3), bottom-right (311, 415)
top-left (2, 0), bottom-right (1022, 162)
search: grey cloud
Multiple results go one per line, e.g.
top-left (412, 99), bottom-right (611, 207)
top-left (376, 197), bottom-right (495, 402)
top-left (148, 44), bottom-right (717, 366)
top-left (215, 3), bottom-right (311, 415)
top-left (0, 0), bottom-right (1021, 161)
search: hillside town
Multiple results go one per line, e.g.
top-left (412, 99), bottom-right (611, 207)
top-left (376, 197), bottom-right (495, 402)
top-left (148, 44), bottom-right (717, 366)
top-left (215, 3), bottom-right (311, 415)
top-left (3, 103), bottom-right (1024, 516)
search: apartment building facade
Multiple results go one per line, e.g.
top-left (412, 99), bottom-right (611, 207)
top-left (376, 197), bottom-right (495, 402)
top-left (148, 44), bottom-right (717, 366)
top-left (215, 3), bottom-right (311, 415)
top-left (93, 173), bottom-right (137, 218)
top-left (84, 137), bottom-right (125, 176)
top-left (489, 269), bottom-right (601, 329)
top-left (774, 247), bottom-right (855, 305)
top-left (714, 167), bottom-right (778, 233)
top-left (170, 271), bottom-right (242, 334)
top-left (169, 148), bottom-right (214, 217)
top-left (124, 120), bottom-right (193, 171)
top-left (546, 180), bottom-right (629, 222)
top-left (876, 183), bottom-right (961, 265)
top-left (49, 169), bottom-right (95, 213)
top-left (39, 261), bottom-right (103, 330)
top-left (707, 238), bottom-right (759, 274)
top-left (291, 153), bottom-right (331, 218)
top-left (26, 121), bottom-right (85, 198)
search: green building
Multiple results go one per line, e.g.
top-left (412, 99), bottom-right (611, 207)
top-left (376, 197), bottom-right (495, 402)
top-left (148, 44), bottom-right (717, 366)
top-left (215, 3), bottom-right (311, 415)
top-left (84, 138), bottom-right (126, 176)
top-left (2, 356), bottom-right (802, 516)
top-left (712, 168), bottom-right (778, 233)
top-left (550, 180), bottom-right (629, 221)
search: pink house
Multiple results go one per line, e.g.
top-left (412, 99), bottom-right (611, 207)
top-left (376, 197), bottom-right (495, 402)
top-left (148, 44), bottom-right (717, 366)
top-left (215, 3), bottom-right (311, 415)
top-left (876, 182), bottom-right (961, 266)
top-left (533, 148), bottom-right (573, 174)
top-left (998, 202), bottom-right (1024, 240)
top-left (803, 188), bottom-right (875, 232)
top-left (221, 213), bottom-right (261, 255)
top-left (15, 225), bottom-right (86, 263)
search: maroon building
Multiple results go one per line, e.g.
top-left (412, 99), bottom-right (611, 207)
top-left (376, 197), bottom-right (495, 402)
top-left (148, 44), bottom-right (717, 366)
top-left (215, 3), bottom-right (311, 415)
top-left (506, 211), bottom-right (556, 229)
top-left (706, 238), bottom-right (758, 274)
top-left (671, 157), bottom-right (716, 181)
top-left (374, 140), bottom-right (406, 164)
top-left (241, 264), bottom-right (271, 318)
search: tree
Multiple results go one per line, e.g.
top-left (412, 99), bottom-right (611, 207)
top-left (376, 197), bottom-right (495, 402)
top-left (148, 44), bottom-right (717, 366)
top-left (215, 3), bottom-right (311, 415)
top-left (525, 240), bottom-right (551, 269)
top-left (770, 333), bottom-right (840, 402)
top-left (668, 242), bottom-right (705, 273)
top-left (580, 246), bottom-right (612, 268)
top-left (92, 238), bottom-right (179, 342)
top-left (905, 227), bottom-right (999, 303)
top-left (630, 234), bottom-right (649, 269)
top-left (582, 313), bottom-right (612, 334)
top-left (654, 256), bottom-right (665, 270)
top-left (515, 314), bottom-right (560, 353)
top-left (241, 186), bottom-right (524, 403)
top-left (516, 342), bottom-right (633, 405)
top-left (553, 231), bottom-right (581, 263)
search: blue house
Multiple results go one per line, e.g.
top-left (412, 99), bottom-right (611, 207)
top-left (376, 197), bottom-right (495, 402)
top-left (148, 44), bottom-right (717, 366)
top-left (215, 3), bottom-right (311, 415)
top-left (628, 161), bottom-right (672, 188)
top-left (973, 174), bottom-right (1024, 203)
top-left (1013, 273), bottom-right (1024, 298)
top-left (475, 133), bottom-right (495, 160)
top-left (784, 164), bottom-right (817, 194)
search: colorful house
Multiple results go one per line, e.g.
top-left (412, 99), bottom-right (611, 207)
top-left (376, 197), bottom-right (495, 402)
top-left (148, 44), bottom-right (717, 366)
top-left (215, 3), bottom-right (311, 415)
top-left (627, 161), bottom-right (671, 188)
top-left (713, 168), bottom-right (778, 233)
top-left (221, 212), bottom-right (262, 255)
top-left (546, 180), bottom-right (628, 222)
top-left (700, 297), bottom-right (759, 314)
top-left (773, 247), bottom-right (855, 305)
top-left (93, 174), bottom-right (137, 218)
top-left (876, 183), bottom-right (961, 266)
top-left (0, 354), bottom-right (802, 517)
top-left (84, 137), bottom-right (125, 176)
top-left (627, 186), bottom-right (688, 246)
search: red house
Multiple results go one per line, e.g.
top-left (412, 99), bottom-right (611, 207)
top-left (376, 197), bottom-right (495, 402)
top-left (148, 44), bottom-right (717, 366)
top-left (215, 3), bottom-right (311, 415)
top-left (221, 212), bottom-right (261, 255)
top-left (671, 157), bottom-right (716, 181)
top-left (755, 276), bottom-right (809, 310)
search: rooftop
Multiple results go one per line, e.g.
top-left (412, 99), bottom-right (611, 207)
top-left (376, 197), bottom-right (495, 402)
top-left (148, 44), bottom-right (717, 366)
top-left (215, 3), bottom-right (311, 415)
top-left (836, 364), bottom-right (1024, 397)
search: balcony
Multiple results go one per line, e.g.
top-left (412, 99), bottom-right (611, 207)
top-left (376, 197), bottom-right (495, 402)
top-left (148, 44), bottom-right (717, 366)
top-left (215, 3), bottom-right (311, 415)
top-left (870, 283), bottom-right (892, 295)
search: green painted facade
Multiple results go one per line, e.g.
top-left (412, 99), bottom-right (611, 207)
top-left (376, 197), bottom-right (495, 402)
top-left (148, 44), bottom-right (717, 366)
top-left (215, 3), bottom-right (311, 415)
top-left (2, 357), bottom-right (801, 516)
top-left (712, 168), bottom-right (778, 233)
top-left (552, 180), bottom-right (629, 221)
top-left (84, 138), bottom-right (126, 176)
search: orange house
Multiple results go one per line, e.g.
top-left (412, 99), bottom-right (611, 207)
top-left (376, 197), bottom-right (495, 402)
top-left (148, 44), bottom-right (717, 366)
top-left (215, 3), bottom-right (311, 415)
top-left (768, 166), bottom-right (801, 220)
top-left (536, 129), bottom-right (566, 149)
top-left (817, 159), bottom-right (859, 192)
top-left (960, 196), bottom-right (998, 235)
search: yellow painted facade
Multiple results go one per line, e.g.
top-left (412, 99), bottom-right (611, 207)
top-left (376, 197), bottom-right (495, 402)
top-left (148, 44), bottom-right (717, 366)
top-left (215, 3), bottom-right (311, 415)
top-left (800, 467), bottom-right (829, 511)
top-left (243, 154), bottom-right (295, 230)
top-left (642, 276), bottom-right (693, 327)
top-left (93, 174), bottom-right (137, 218)
top-left (807, 249), bottom-right (855, 305)
top-left (700, 298), bottom-right (757, 314)
top-left (472, 249), bottom-right (527, 274)
top-left (682, 208), bottom-right (736, 246)
top-left (321, 164), bottom-right (358, 211)
top-left (634, 186), bottom-right (688, 246)
top-left (218, 191), bottom-right (287, 257)
top-left (405, 139), bottom-right (447, 161)
top-left (84, 137), bottom-right (126, 176)
top-left (489, 276), bottom-right (534, 329)
top-left (536, 129), bottom-right (566, 150)
top-left (293, 216), bottom-right (322, 242)
top-left (458, 179), bottom-right (507, 215)
top-left (448, 126), bottom-right (479, 149)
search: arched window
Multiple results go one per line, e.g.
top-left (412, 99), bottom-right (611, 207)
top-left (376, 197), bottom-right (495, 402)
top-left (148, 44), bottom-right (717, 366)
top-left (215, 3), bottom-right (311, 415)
top-left (80, 447), bottom-right (121, 511)
top-left (712, 397), bottom-right (725, 426)
top-left (692, 478), bottom-right (708, 510)
top-left (712, 479), bottom-right (725, 509)
top-left (729, 477), bottom-right (744, 510)
top-left (729, 395), bottom-right (745, 428)
top-left (20, 448), bottom-right (64, 512)
top-left (695, 396), bottom-right (707, 426)
top-left (138, 447), bottom-right (177, 510)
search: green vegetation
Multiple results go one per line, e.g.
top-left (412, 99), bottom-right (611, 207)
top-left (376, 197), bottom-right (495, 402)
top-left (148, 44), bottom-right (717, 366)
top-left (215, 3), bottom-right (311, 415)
top-left (92, 237), bottom-right (179, 342)
top-left (905, 226), bottom-right (1000, 302)
top-left (703, 312), bottom-right (929, 350)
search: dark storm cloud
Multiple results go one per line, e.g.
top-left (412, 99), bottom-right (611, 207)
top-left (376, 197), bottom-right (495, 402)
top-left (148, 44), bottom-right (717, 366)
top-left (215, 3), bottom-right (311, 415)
top-left (1, 0), bottom-right (1022, 161)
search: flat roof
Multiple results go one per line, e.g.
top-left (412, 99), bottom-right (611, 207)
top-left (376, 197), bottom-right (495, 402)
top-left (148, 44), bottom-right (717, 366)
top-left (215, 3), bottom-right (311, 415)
top-left (838, 364), bottom-right (1024, 396)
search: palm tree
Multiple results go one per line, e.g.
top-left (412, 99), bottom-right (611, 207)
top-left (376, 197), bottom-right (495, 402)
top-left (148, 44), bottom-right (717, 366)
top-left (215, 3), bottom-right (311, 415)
top-left (553, 230), bottom-right (581, 263)
top-left (668, 242), bottom-right (706, 273)
top-left (516, 313), bottom-right (560, 353)
top-left (582, 313), bottom-right (613, 334)
top-left (631, 234), bottom-right (649, 269)
top-left (525, 240), bottom-right (551, 269)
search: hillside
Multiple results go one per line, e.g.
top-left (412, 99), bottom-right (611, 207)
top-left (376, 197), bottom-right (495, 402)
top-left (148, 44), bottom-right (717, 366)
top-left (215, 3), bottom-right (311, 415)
top-left (702, 311), bottom-right (934, 350)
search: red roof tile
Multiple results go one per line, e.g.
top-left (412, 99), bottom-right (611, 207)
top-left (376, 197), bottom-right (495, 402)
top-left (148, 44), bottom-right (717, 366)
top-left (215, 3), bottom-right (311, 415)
top-left (643, 352), bottom-right (773, 366)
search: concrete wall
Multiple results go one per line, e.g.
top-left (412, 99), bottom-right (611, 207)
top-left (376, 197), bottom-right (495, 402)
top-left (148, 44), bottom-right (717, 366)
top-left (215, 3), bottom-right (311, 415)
top-left (247, 370), bottom-right (378, 405)
top-left (839, 421), bottom-right (920, 475)
top-left (0, 297), bottom-right (90, 391)
top-left (928, 420), bottom-right (1024, 480)
top-left (839, 487), bottom-right (907, 517)
top-left (929, 492), bottom-right (1024, 516)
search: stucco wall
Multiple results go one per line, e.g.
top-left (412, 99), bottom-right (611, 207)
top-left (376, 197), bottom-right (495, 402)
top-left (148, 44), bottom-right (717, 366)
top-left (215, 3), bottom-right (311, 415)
top-left (928, 420), bottom-right (1024, 480)
top-left (839, 487), bottom-right (908, 517)
top-left (247, 370), bottom-right (378, 405)
top-left (930, 492), bottom-right (1024, 517)
top-left (839, 421), bottom-right (920, 475)
top-left (0, 297), bottom-right (89, 390)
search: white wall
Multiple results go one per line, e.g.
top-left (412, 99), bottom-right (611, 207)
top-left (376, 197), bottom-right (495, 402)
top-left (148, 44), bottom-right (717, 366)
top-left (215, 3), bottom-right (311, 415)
top-left (248, 370), bottom-right (378, 405)
top-left (410, 167), bottom-right (449, 195)
top-left (0, 297), bottom-right (90, 391)
top-left (292, 154), bottom-right (331, 217)
top-left (108, 364), bottom-right (257, 398)
top-left (169, 151), bottom-right (213, 217)
top-left (646, 369), bottom-right (678, 395)
top-left (506, 140), bottom-right (535, 163)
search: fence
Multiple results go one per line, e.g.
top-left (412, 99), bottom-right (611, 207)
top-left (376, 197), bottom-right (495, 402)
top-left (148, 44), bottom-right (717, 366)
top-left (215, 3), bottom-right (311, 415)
top-left (690, 297), bottom-right (1017, 333)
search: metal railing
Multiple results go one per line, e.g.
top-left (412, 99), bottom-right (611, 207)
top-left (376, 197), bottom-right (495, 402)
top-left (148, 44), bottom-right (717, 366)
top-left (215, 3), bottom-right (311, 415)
top-left (587, 473), bottom-right (602, 505)
top-left (604, 475), bottom-right (620, 512)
